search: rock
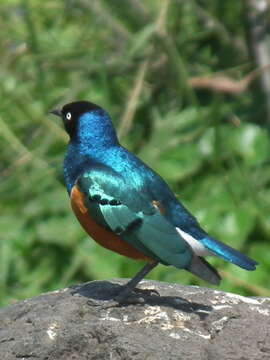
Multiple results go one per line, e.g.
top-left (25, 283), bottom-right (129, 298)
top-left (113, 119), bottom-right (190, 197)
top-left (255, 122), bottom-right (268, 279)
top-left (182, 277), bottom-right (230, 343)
top-left (0, 280), bottom-right (270, 360)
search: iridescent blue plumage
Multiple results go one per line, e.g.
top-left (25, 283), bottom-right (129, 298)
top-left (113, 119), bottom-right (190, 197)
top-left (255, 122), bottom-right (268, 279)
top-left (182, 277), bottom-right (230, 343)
top-left (53, 100), bottom-right (257, 290)
top-left (64, 109), bottom-right (119, 193)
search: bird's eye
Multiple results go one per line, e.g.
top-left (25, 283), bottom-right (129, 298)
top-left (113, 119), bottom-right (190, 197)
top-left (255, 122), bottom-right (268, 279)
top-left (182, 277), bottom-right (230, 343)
top-left (66, 112), bottom-right (72, 121)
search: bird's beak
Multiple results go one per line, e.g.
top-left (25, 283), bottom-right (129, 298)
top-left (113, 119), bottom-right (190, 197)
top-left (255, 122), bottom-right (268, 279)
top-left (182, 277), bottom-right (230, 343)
top-left (50, 109), bottom-right (62, 117)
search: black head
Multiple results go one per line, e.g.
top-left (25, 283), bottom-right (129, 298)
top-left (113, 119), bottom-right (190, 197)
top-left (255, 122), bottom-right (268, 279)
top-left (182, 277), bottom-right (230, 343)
top-left (50, 101), bottom-right (103, 137)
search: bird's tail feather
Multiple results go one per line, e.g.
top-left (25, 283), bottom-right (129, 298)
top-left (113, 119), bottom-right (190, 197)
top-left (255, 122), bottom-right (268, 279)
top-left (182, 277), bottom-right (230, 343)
top-left (200, 237), bottom-right (258, 271)
top-left (186, 256), bottom-right (221, 285)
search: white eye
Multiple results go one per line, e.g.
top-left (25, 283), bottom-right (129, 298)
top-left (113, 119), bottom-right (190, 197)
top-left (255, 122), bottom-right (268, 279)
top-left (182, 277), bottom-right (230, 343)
top-left (66, 112), bottom-right (72, 120)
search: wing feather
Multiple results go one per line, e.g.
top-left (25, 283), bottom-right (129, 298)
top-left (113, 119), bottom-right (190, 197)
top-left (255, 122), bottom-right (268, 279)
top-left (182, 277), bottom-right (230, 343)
top-left (76, 165), bottom-right (193, 268)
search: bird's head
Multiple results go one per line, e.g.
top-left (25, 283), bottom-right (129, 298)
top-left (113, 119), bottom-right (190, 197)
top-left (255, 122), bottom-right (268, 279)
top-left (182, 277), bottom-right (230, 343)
top-left (50, 101), bottom-right (118, 147)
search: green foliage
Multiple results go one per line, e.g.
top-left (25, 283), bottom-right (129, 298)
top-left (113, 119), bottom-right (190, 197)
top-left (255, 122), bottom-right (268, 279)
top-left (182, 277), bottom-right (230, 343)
top-left (1, 0), bottom-right (270, 306)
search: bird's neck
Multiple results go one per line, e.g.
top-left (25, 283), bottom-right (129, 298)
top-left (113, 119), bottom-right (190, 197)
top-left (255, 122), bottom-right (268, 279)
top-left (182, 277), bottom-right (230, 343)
top-left (73, 111), bottom-right (119, 149)
top-left (64, 111), bottom-right (119, 193)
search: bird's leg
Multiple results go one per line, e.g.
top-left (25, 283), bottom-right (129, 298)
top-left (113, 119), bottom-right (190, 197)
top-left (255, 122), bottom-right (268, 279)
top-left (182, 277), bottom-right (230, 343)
top-left (115, 261), bottom-right (159, 304)
top-left (85, 262), bottom-right (159, 310)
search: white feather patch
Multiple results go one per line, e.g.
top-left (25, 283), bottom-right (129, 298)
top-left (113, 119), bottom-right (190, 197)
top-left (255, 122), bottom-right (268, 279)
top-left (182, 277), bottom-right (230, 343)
top-left (176, 227), bottom-right (212, 256)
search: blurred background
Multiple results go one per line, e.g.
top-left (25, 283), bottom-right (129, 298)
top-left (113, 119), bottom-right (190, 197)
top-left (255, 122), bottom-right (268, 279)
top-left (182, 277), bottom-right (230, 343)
top-left (1, 0), bottom-right (270, 306)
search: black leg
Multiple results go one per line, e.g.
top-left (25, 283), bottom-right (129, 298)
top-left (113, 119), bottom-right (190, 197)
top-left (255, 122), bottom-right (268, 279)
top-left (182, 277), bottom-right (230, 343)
top-left (115, 261), bottom-right (159, 303)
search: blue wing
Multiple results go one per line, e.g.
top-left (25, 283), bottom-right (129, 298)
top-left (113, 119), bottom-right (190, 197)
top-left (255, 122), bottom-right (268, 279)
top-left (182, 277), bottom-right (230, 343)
top-left (76, 163), bottom-right (221, 284)
top-left (77, 164), bottom-right (191, 268)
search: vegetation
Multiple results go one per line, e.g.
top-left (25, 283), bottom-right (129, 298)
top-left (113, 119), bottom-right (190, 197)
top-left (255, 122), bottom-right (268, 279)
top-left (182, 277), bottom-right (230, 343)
top-left (1, 0), bottom-right (270, 306)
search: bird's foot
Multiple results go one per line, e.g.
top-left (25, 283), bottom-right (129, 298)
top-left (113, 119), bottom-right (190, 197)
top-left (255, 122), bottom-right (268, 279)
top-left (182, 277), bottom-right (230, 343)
top-left (85, 290), bottom-right (145, 309)
top-left (86, 285), bottom-right (160, 309)
top-left (113, 286), bottom-right (160, 306)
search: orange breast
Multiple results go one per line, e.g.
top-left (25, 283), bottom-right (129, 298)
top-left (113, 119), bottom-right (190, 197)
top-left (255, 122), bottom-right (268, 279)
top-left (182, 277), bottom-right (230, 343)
top-left (70, 185), bottom-right (153, 262)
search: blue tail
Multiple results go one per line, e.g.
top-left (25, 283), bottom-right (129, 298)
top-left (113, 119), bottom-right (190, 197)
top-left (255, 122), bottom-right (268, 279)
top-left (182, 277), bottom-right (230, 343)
top-left (200, 237), bottom-right (258, 270)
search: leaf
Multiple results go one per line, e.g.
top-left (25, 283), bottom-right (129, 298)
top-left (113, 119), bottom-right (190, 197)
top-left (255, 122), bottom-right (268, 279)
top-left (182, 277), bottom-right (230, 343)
top-left (229, 124), bottom-right (270, 165)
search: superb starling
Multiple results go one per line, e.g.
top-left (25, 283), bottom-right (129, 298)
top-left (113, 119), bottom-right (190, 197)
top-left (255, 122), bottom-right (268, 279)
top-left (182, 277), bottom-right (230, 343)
top-left (51, 101), bottom-right (257, 302)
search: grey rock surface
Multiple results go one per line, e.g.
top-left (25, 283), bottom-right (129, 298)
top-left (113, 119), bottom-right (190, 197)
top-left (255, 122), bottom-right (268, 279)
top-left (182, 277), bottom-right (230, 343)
top-left (0, 280), bottom-right (270, 360)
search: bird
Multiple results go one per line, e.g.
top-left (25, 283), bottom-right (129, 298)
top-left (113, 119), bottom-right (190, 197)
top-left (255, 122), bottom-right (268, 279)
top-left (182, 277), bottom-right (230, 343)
top-left (51, 100), bottom-right (258, 303)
